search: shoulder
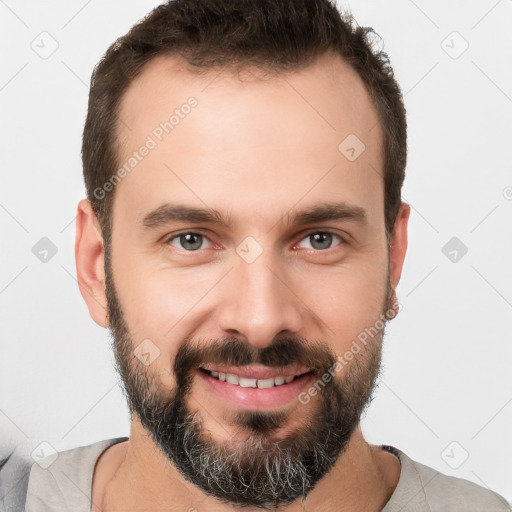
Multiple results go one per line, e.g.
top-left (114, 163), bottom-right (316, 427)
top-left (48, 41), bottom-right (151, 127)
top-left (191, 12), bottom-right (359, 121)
top-left (382, 445), bottom-right (511, 512)
top-left (411, 458), bottom-right (511, 511)
top-left (0, 451), bottom-right (35, 512)
top-left (25, 437), bottom-right (128, 512)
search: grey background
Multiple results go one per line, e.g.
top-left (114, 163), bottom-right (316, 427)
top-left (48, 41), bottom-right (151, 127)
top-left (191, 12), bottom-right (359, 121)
top-left (0, 0), bottom-right (511, 503)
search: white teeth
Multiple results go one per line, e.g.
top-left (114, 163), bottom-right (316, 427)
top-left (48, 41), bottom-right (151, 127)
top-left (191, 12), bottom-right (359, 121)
top-left (208, 370), bottom-right (300, 388)
top-left (226, 373), bottom-right (239, 385)
top-left (257, 378), bottom-right (275, 389)
top-left (239, 377), bottom-right (257, 388)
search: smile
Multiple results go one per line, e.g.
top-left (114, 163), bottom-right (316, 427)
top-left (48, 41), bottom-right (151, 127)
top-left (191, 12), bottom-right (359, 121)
top-left (197, 365), bottom-right (315, 409)
top-left (200, 369), bottom-right (306, 388)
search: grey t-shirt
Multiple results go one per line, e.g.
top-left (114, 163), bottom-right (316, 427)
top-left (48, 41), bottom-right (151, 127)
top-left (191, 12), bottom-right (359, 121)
top-left (23, 438), bottom-right (511, 511)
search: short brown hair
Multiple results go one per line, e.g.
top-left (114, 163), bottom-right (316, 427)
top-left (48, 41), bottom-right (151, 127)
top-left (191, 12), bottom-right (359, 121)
top-left (82, 0), bottom-right (407, 247)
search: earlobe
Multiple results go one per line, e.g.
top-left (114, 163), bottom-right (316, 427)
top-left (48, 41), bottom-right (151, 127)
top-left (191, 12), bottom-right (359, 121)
top-left (388, 201), bottom-right (410, 300)
top-left (75, 198), bottom-right (109, 328)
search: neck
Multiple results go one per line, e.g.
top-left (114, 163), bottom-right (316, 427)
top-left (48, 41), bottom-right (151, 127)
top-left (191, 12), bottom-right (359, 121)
top-left (93, 418), bottom-right (400, 512)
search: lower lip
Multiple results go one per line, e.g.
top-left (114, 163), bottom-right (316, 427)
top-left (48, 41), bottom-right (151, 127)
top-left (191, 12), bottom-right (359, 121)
top-left (197, 370), bottom-right (314, 410)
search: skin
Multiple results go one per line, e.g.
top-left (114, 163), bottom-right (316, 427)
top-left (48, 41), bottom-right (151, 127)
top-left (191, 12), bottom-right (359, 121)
top-left (75, 51), bottom-right (410, 511)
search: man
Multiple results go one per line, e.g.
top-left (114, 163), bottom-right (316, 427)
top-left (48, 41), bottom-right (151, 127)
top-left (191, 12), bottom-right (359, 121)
top-left (23, 0), bottom-right (510, 510)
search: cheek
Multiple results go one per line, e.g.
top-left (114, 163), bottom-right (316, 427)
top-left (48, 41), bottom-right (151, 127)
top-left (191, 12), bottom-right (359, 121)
top-left (302, 262), bottom-right (388, 352)
top-left (113, 263), bottom-right (220, 363)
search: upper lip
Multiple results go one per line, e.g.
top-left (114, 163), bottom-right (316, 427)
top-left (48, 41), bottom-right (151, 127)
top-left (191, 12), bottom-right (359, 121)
top-left (199, 364), bottom-right (312, 380)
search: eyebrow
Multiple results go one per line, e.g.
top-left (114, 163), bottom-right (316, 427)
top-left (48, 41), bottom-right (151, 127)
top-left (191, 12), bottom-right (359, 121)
top-left (140, 201), bottom-right (367, 231)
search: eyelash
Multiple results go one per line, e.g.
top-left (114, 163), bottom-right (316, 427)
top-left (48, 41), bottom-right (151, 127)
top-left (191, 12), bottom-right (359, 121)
top-left (164, 230), bottom-right (345, 253)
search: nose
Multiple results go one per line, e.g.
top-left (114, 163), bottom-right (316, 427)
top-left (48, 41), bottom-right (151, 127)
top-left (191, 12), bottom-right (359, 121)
top-left (217, 249), bottom-right (303, 350)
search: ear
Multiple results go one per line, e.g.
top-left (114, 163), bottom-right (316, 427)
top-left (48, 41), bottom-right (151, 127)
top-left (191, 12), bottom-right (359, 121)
top-left (387, 202), bottom-right (410, 313)
top-left (75, 199), bottom-right (109, 328)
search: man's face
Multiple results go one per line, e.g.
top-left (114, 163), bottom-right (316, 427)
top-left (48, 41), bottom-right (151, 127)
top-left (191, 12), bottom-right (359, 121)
top-left (100, 53), bottom-right (401, 507)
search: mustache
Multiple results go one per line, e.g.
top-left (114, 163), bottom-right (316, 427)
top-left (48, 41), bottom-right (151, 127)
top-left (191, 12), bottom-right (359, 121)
top-left (174, 336), bottom-right (337, 389)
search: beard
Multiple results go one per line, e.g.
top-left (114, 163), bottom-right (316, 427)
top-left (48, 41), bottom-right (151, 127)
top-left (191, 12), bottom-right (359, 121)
top-left (104, 251), bottom-right (395, 508)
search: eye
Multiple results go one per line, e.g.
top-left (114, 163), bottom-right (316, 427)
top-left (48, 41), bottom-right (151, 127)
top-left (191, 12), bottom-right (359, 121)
top-left (297, 231), bottom-right (343, 251)
top-left (167, 232), bottom-right (212, 251)
top-left (164, 230), bottom-right (344, 253)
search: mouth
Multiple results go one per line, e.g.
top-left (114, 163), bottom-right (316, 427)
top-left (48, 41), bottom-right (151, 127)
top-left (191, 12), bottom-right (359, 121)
top-left (199, 368), bottom-right (308, 388)
top-left (197, 365), bottom-right (315, 410)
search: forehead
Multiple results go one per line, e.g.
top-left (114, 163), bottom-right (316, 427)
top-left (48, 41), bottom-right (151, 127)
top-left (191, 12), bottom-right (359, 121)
top-left (113, 52), bottom-right (384, 231)
top-left (117, 52), bottom-right (382, 147)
